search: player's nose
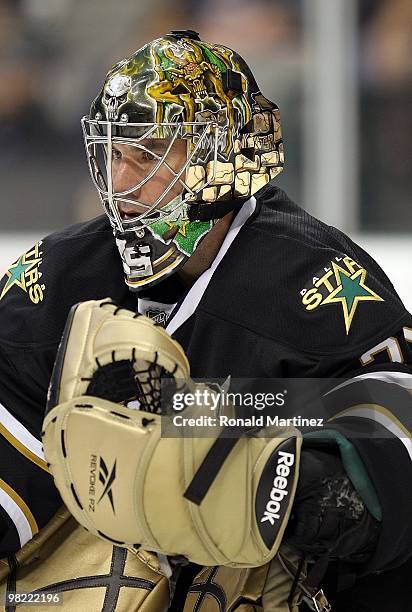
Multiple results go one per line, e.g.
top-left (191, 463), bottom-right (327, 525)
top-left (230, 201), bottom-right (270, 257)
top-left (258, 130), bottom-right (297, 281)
top-left (112, 163), bottom-right (142, 196)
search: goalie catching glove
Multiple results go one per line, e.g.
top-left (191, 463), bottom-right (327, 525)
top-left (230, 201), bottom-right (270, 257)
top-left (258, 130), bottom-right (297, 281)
top-left (42, 299), bottom-right (379, 573)
top-left (42, 299), bottom-right (302, 568)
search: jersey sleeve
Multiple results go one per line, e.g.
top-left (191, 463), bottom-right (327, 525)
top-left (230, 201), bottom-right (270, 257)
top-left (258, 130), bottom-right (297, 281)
top-left (0, 342), bottom-right (62, 556)
top-left (266, 223), bottom-right (412, 571)
top-left (0, 236), bottom-right (62, 555)
top-left (0, 221), bottom-right (110, 556)
top-left (0, 231), bottom-right (88, 556)
top-left (265, 230), bottom-right (412, 572)
top-left (0, 218), bottom-right (135, 557)
top-left (317, 360), bottom-right (412, 574)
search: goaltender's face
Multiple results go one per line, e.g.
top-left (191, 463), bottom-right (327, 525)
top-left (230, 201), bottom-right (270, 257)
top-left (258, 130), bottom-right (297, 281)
top-left (110, 139), bottom-right (187, 220)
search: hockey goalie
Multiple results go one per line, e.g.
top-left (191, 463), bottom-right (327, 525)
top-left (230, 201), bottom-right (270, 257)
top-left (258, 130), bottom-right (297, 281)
top-left (0, 30), bottom-right (411, 612)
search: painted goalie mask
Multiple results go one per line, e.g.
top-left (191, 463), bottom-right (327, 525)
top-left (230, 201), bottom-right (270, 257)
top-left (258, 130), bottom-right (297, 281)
top-left (82, 30), bottom-right (284, 291)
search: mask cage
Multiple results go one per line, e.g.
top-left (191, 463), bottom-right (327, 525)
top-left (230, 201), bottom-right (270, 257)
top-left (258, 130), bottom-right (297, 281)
top-left (82, 118), bottom-right (222, 233)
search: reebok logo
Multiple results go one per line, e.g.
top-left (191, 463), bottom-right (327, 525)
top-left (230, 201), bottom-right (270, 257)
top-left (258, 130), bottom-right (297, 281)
top-left (97, 456), bottom-right (117, 514)
top-left (260, 451), bottom-right (294, 525)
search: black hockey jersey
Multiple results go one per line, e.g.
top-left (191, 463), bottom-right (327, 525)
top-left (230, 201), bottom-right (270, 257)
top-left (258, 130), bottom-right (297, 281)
top-left (0, 184), bottom-right (411, 583)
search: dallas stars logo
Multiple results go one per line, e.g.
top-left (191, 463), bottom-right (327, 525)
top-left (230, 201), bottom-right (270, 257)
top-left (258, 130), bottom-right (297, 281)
top-left (322, 263), bottom-right (383, 333)
top-left (300, 256), bottom-right (383, 334)
top-left (0, 242), bottom-right (45, 304)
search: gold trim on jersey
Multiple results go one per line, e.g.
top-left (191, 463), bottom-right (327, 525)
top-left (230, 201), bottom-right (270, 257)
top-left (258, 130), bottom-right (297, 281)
top-left (0, 423), bottom-right (50, 474)
top-left (0, 478), bottom-right (39, 536)
top-left (330, 403), bottom-right (412, 439)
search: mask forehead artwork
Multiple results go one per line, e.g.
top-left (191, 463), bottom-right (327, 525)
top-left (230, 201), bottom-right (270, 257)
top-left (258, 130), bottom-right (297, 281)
top-left (82, 30), bottom-right (284, 291)
top-left (102, 74), bottom-right (132, 121)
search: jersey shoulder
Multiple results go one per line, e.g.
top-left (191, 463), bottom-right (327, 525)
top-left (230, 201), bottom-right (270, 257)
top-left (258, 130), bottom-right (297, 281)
top-left (205, 184), bottom-right (410, 357)
top-left (0, 215), bottom-right (135, 347)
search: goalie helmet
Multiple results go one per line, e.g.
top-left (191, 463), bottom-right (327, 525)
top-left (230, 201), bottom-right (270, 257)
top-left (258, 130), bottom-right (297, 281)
top-left (82, 30), bottom-right (284, 291)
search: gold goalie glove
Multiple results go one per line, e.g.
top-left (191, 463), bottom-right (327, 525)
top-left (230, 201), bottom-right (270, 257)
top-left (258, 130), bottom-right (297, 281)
top-left (42, 299), bottom-right (301, 569)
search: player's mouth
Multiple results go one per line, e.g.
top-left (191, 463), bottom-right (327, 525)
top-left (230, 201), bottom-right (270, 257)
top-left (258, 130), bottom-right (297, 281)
top-left (116, 202), bottom-right (163, 226)
top-left (122, 212), bottom-right (140, 221)
top-left (116, 202), bottom-right (144, 221)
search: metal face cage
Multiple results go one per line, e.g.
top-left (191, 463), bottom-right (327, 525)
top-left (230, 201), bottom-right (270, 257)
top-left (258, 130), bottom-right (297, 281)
top-left (82, 118), bottom-right (223, 233)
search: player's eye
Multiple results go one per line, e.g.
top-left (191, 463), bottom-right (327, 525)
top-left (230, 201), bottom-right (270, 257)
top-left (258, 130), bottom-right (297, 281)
top-left (141, 150), bottom-right (157, 162)
top-left (111, 147), bottom-right (122, 161)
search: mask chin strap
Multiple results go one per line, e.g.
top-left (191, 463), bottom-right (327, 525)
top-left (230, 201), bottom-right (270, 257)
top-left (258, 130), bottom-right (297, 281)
top-left (187, 198), bottom-right (248, 222)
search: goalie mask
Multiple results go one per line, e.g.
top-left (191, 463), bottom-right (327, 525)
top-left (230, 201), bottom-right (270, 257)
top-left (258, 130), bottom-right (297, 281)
top-left (82, 30), bottom-right (284, 291)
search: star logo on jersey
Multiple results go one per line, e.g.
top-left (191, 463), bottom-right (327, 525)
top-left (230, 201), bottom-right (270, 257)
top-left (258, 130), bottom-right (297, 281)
top-left (300, 255), bottom-right (384, 334)
top-left (0, 242), bottom-right (45, 304)
top-left (322, 263), bottom-right (383, 333)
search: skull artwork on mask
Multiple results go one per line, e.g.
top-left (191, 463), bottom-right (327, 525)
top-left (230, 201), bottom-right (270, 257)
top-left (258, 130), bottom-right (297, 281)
top-left (101, 74), bottom-right (132, 121)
